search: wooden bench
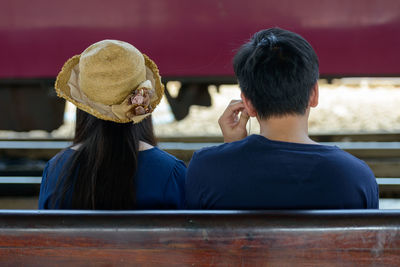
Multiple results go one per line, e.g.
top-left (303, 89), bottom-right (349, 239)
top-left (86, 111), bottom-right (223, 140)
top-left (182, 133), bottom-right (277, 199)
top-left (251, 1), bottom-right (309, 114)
top-left (0, 210), bottom-right (399, 266)
top-left (2, 140), bottom-right (400, 176)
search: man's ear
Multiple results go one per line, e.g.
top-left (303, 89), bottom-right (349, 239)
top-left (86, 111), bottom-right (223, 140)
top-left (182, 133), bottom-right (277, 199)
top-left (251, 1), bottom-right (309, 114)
top-left (241, 92), bottom-right (258, 117)
top-left (309, 82), bottom-right (319, 108)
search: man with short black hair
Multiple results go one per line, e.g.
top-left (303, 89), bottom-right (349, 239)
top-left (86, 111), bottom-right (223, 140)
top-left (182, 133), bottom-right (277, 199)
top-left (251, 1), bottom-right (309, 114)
top-left (185, 28), bottom-right (378, 209)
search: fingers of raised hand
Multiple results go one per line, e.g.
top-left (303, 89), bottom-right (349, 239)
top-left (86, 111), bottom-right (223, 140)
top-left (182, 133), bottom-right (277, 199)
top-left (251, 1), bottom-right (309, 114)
top-left (238, 109), bottom-right (250, 127)
top-left (227, 100), bottom-right (245, 112)
top-left (221, 100), bottom-right (245, 121)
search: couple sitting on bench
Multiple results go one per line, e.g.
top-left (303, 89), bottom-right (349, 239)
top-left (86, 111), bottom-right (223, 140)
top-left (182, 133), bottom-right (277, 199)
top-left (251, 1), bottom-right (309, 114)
top-left (39, 28), bottom-right (378, 210)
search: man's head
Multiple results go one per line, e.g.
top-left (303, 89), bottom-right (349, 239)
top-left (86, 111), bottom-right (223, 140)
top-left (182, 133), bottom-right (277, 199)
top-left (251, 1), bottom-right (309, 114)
top-left (233, 28), bottom-right (319, 119)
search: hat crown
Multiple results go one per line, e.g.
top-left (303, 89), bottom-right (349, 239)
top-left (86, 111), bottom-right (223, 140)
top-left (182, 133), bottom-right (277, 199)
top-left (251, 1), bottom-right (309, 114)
top-left (79, 40), bottom-right (146, 105)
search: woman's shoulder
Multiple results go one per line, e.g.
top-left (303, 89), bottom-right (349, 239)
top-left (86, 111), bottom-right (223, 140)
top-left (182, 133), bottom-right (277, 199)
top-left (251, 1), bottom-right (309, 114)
top-left (47, 148), bottom-right (75, 170)
top-left (39, 148), bottom-right (75, 209)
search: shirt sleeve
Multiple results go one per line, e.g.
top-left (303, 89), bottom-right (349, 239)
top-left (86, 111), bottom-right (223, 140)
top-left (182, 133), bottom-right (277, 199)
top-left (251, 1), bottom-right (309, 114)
top-left (162, 160), bottom-right (187, 209)
top-left (185, 152), bottom-right (204, 209)
top-left (368, 178), bottom-right (380, 209)
top-left (38, 162), bottom-right (51, 209)
top-left (359, 160), bottom-right (379, 209)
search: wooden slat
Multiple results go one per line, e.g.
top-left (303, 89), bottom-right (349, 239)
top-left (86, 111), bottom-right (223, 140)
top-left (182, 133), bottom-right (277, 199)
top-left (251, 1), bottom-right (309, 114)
top-left (1, 177), bottom-right (399, 198)
top-left (2, 176), bottom-right (400, 184)
top-left (0, 177), bottom-right (42, 184)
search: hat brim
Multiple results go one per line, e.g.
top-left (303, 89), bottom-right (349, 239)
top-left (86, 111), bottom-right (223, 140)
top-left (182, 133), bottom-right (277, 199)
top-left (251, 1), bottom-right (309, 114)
top-left (55, 53), bottom-right (164, 123)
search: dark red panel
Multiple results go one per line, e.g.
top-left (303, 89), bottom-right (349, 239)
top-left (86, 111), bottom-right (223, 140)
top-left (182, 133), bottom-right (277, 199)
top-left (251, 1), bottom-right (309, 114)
top-left (0, 0), bottom-right (399, 78)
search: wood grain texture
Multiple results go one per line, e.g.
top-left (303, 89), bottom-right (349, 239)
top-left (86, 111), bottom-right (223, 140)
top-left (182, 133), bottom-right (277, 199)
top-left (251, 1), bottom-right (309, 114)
top-left (0, 210), bottom-right (399, 266)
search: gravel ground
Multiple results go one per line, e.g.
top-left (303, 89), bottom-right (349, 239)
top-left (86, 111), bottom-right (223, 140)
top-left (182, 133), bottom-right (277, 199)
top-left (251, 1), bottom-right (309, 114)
top-left (154, 81), bottom-right (400, 137)
top-left (1, 79), bottom-right (400, 138)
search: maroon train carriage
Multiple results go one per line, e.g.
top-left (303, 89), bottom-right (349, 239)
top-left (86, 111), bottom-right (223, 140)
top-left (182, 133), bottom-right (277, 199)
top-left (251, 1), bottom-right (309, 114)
top-left (1, 0), bottom-right (400, 130)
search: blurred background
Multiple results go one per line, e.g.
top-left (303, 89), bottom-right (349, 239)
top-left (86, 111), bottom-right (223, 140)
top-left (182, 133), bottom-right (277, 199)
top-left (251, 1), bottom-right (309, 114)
top-left (1, 0), bottom-right (400, 209)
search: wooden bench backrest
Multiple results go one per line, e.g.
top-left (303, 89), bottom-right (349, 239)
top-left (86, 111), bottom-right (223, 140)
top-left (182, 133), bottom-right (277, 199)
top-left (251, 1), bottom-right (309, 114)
top-left (0, 210), bottom-right (399, 266)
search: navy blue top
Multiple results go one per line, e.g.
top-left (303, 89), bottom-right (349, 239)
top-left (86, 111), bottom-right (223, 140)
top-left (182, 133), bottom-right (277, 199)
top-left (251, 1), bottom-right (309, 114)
top-left (186, 135), bottom-right (379, 209)
top-left (39, 147), bottom-right (187, 209)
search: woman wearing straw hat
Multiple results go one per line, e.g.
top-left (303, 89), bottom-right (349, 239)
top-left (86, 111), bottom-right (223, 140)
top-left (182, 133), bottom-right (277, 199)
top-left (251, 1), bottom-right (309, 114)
top-left (38, 40), bottom-right (186, 209)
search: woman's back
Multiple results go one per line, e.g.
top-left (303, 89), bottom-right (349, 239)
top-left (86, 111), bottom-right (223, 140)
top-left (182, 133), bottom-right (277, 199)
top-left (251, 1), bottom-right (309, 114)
top-left (38, 40), bottom-right (186, 210)
top-left (39, 146), bottom-right (186, 209)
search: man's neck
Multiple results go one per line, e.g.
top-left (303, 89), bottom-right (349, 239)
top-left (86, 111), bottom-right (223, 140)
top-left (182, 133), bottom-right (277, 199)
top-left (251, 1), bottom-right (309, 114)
top-left (258, 114), bottom-right (318, 145)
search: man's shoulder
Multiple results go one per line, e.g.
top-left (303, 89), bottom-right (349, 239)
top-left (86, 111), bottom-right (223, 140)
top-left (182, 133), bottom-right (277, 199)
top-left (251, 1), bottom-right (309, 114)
top-left (318, 148), bottom-right (371, 172)
top-left (314, 148), bottom-right (376, 185)
top-left (191, 136), bottom-right (253, 163)
top-left (316, 148), bottom-right (378, 208)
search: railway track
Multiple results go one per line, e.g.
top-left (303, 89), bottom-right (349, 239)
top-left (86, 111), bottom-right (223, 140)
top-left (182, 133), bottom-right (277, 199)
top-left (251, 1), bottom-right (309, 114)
top-left (1, 134), bottom-right (400, 197)
top-left (159, 133), bottom-right (400, 143)
top-left (1, 132), bottom-right (400, 143)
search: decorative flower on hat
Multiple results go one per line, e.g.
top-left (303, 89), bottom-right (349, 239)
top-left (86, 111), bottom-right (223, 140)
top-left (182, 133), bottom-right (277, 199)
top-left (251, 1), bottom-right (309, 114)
top-left (127, 87), bottom-right (154, 117)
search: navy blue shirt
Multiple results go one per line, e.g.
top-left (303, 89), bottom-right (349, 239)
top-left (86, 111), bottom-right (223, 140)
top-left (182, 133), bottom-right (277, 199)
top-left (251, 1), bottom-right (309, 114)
top-left (186, 135), bottom-right (379, 209)
top-left (39, 147), bottom-right (187, 209)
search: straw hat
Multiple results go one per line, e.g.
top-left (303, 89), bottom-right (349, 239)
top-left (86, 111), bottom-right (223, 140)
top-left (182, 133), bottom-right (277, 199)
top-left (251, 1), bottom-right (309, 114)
top-left (55, 40), bottom-right (164, 123)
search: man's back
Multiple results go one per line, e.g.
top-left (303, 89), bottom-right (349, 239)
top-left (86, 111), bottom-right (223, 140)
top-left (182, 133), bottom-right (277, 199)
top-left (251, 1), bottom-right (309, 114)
top-left (185, 135), bottom-right (379, 209)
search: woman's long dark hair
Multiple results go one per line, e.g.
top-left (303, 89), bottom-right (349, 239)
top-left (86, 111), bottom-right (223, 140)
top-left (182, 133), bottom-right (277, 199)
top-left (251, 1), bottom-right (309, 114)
top-left (51, 109), bottom-right (156, 209)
